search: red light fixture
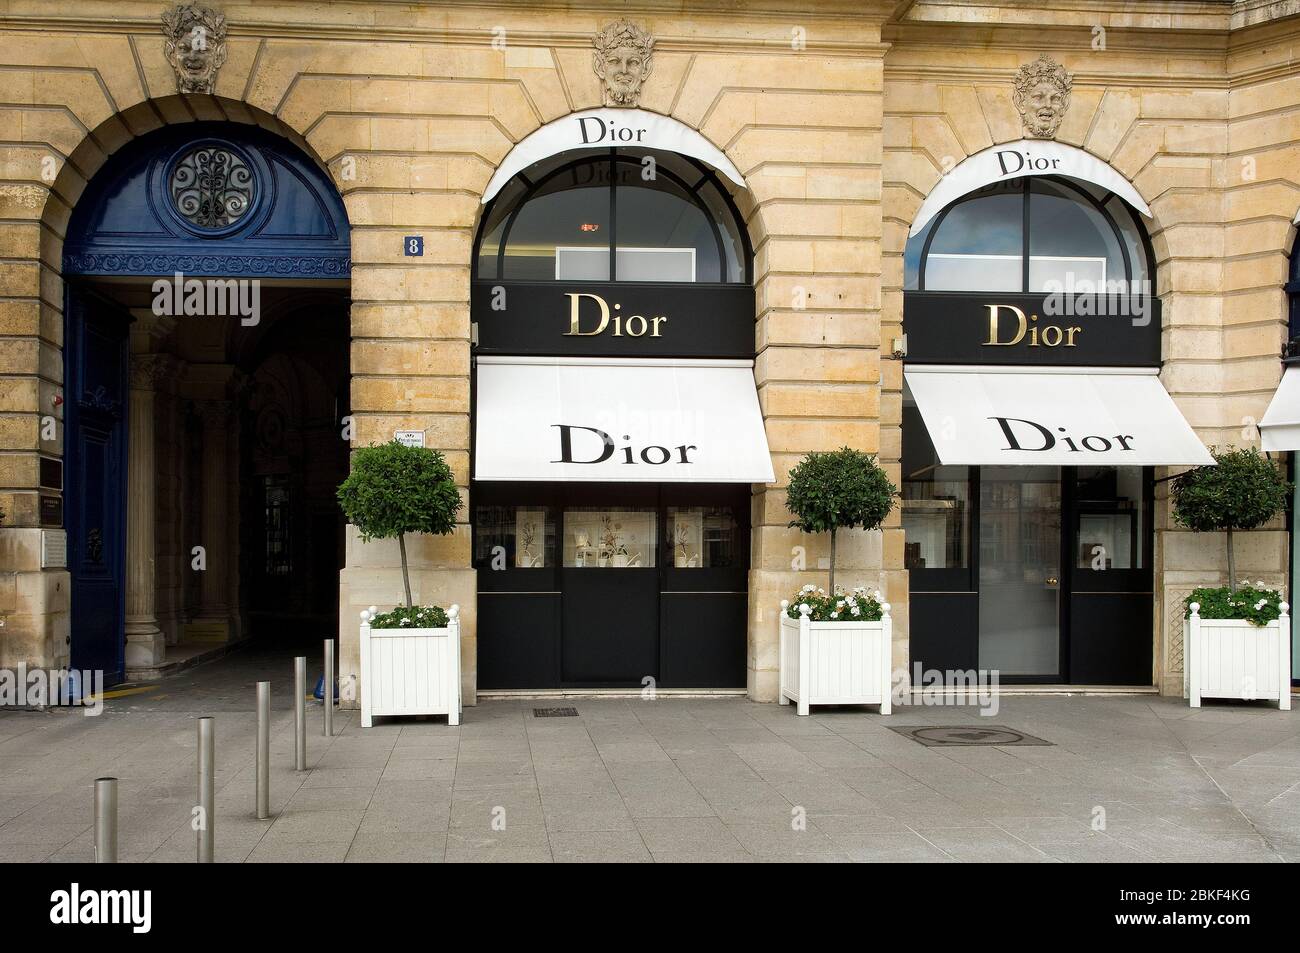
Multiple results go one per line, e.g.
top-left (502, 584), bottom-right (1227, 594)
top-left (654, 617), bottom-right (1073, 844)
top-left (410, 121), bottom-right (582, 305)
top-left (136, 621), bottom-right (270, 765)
top-left (580, 223), bottom-right (599, 232)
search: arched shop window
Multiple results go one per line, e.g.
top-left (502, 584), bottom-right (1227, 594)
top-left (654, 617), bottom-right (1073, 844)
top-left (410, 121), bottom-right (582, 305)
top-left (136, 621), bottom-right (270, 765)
top-left (475, 148), bottom-right (749, 284)
top-left (899, 173), bottom-right (1184, 686)
top-left (470, 135), bottom-right (767, 691)
top-left (904, 177), bottom-right (1153, 294)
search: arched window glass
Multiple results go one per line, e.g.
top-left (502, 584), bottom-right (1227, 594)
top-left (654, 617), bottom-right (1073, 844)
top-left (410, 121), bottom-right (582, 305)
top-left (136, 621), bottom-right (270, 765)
top-left (1028, 179), bottom-right (1125, 291)
top-left (905, 176), bottom-right (1153, 294)
top-left (476, 148), bottom-right (748, 284)
top-left (918, 183), bottom-right (1024, 292)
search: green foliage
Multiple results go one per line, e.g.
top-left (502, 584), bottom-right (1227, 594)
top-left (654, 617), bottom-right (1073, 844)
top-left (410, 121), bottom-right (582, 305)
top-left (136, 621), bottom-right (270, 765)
top-left (337, 440), bottom-right (462, 541)
top-left (1171, 446), bottom-right (1291, 592)
top-left (1185, 584), bottom-right (1284, 627)
top-left (785, 447), bottom-right (897, 592)
top-left (785, 447), bottom-right (897, 536)
top-left (370, 605), bottom-right (449, 630)
top-left (1171, 447), bottom-right (1290, 534)
top-left (786, 585), bottom-right (884, 622)
top-left (337, 440), bottom-right (462, 607)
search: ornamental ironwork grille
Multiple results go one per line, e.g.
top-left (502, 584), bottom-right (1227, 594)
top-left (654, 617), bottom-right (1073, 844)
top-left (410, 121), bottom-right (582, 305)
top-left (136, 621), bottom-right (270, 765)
top-left (169, 146), bottom-right (254, 229)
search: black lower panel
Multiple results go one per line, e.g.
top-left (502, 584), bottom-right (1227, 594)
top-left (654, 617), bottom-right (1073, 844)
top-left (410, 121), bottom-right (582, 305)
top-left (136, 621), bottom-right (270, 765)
top-left (1069, 592), bottom-right (1153, 685)
top-left (477, 593), bottom-right (560, 689)
top-left (561, 569), bottom-right (658, 684)
top-left (660, 593), bottom-right (746, 688)
top-left (909, 592), bottom-right (979, 673)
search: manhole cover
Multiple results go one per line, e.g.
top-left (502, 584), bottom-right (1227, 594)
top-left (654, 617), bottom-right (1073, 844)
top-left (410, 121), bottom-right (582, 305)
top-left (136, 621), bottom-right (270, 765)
top-left (889, 725), bottom-right (1052, 747)
top-left (533, 707), bottom-right (578, 718)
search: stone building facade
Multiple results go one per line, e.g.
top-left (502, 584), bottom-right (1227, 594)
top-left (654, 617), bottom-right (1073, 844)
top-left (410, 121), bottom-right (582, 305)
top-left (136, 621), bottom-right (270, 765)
top-left (0, 0), bottom-right (1296, 705)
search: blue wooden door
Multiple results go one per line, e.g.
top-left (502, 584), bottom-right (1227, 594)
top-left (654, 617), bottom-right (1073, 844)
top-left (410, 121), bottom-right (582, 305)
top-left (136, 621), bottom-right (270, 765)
top-left (64, 288), bottom-right (129, 685)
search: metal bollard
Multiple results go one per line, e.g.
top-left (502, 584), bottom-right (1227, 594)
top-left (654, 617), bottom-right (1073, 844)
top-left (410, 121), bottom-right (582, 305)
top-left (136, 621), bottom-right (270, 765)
top-left (294, 656), bottom-right (307, 771)
top-left (94, 777), bottom-right (118, 863)
top-left (323, 639), bottom-right (334, 738)
top-left (197, 717), bottom-right (214, 863)
top-left (256, 681), bottom-right (270, 820)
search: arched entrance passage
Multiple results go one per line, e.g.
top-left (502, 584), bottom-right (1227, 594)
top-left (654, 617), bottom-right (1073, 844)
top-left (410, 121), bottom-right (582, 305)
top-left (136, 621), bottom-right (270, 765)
top-left (62, 119), bottom-right (350, 683)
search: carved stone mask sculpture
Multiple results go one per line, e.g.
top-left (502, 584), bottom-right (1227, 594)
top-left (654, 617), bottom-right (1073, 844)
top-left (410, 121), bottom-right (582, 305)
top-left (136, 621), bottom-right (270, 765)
top-left (162, 3), bottom-right (229, 94)
top-left (1013, 54), bottom-right (1073, 139)
top-left (593, 19), bottom-right (654, 107)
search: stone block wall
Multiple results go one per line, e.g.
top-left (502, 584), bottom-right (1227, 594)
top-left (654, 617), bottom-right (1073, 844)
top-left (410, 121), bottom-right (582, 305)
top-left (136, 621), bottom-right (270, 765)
top-left (1, 0), bottom-right (1299, 699)
top-left (0, 1), bottom-right (899, 704)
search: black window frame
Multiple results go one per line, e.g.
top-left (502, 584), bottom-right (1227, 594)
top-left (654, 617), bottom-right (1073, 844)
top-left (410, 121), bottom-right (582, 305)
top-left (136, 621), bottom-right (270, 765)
top-left (473, 148), bottom-right (753, 286)
top-left (913, 175), bottom-right (1156, 294)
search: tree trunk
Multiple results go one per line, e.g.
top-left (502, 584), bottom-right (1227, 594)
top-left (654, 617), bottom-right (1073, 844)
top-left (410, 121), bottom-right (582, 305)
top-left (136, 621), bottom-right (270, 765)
top-left (829, 528), bottom-right (837, 594)
top-left (398, 532), bottom-right (414, 607)
top-left (1226, 525), bottom-right (1236, 594)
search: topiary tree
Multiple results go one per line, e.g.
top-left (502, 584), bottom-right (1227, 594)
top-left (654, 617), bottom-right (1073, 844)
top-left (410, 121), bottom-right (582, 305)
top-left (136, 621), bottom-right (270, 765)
top-left (1171, 446), bottom-right (1290, 593)
top-left (337, 440), bottom-right (463, 608)
top-left (785, 447), bottom-right (898, 594)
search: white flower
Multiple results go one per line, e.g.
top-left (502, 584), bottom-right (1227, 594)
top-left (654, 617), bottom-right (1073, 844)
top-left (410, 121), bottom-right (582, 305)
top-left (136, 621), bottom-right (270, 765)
top-left (801, 584), bottom-right (815, 594)
top-left (836, 600), bottom-right (845, 609)
top-left (817, 588), bottom-right (826, 595)
top-left (873, 590), bottom-right (882, 600)
top-left (830, 610), bottom-right (839, 619)
top-left (850, 605), bottom-right (861, 616)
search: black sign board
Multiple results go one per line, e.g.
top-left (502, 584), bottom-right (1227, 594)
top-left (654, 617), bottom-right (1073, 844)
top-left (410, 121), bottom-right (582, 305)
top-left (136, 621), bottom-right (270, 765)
top-left (904, 292), bottom-right (1161, 367)
top-left (471, 281), bottom-right (755, 358)
top-left (40, 494), bottom-right (63, 528)
top-left (39, 456), bottom-right (62, 490)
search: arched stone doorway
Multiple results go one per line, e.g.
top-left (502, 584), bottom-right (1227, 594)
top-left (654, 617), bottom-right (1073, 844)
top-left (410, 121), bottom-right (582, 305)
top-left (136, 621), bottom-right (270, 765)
top-left (61, 118), bottom-right (350, 683)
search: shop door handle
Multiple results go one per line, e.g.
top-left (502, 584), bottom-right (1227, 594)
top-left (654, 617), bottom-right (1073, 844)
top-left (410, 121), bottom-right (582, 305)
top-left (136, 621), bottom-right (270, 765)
top-left (1045, 576), bottom-right (1058, 586)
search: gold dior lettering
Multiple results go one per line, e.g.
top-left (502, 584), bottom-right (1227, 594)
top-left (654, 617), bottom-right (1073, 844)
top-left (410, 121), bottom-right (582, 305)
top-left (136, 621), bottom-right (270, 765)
top-left (984, 304), bottom-right (1081, 348)
top-left (564, 292), bottom-right (667, 338)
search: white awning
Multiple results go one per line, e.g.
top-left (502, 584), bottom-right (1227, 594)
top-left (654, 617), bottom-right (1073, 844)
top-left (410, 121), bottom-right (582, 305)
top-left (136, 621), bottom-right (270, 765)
top-left (904, 365), bottom-right (1214, 466)
top-left (1260, 365), bottom-right (1300, 451)
top-left (475, 357), bottom-right (775, 483)
top-left (482, 109), bottom-right (746, 204)
top-left (909, 139), bottom-right (1152, 237)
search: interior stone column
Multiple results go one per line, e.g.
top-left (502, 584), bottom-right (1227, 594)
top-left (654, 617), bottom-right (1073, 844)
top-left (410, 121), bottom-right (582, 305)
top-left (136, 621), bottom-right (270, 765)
top-left (124, 354), bottom-right (168, 668)
top-left (154, 354), bottom-right (188, 646)
top-left (192, 399), bottom-right (231, 634)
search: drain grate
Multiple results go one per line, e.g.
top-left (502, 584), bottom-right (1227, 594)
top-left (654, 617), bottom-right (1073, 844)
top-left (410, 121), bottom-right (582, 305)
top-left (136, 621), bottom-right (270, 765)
top-left (533, 706), bottom-right (579, 718)
top-left (889, 725), bottom-right (1052, 747)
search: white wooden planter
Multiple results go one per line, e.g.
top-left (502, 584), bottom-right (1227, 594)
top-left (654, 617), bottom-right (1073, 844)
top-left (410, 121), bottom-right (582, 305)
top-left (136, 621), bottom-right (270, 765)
top-left (778, 600), bottom-right (892, 716)
top-left (360, 604), bottom-right (462, 727)
top-left (1185, 601), bottom-right (1291, 710)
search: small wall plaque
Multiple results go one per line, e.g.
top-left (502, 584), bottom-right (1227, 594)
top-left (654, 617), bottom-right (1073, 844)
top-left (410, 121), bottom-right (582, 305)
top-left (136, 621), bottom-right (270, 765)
top-left (41, 529), bottom-right (67, 569)
top-left (394, 430), bottom-right (425, 448)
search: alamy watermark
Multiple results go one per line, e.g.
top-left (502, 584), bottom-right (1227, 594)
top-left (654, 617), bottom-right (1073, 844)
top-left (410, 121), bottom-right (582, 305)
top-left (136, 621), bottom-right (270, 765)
top-left (1, 665), bottom-right (104, 716)
top-left (152, 271), bottom-right (260, 326)
top-left (1041, 275), bottom-right (1152, 326)
top-left (896, 664), bottom-right (1001, 716)
top-left (50, 883), bottom-right (151, 933)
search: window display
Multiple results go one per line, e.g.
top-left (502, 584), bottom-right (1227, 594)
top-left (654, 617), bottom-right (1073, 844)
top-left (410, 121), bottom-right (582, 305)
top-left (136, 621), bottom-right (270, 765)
top-left (472, 505), bottom-right (556, 570)
top-left (563, 508), bottom-right (657, 567)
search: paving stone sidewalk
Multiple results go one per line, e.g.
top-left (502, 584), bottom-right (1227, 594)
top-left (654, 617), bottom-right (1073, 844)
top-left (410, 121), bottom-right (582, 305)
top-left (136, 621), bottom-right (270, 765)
top-left (2, 646), bottom-right (1298, 862)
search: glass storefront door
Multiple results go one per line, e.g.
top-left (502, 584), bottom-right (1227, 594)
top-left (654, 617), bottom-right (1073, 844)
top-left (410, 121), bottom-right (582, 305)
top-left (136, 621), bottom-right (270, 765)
top-left (978, 466), bottom-right (1062, 679)
top-left (905, 392), bottom-right (1154, 683)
